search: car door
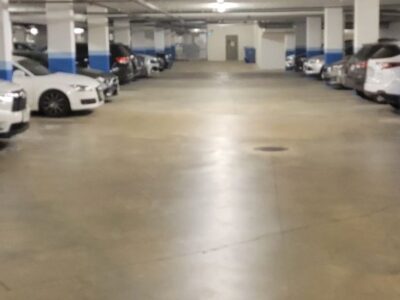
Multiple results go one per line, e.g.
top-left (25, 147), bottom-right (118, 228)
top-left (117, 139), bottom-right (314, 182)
top-left (12, 66), bottom-right (38, 111)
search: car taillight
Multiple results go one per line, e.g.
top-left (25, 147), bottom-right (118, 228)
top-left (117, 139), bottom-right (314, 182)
top-left (115, 56), bottom-right (130, 64)
top-left (356, 61), bottom-right (367, 69)
top-left (378, 62), bottom-right (400, 70)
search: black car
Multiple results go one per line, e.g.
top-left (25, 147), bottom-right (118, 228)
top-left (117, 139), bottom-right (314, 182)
top-left (294, 53), bottom-right (307, 72)
top-left (156, 53), bottom-right (173, 71)
top-left (13, 50), bottom-right (119, 98)
top-left (344, 43), bottom-right (383, 97)
top-left (76, 43), bottom-right (134, 84)
top-left (119, 44), bottom-right (145, 80)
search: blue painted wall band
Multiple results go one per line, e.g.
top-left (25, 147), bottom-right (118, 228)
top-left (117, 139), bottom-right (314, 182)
top-left (0, 61), bottom-right (12, 81)
top-left (295, 47), bottom-right (306, 55)
top-left (286, 49), bottom-right (295, 57)
top-left (48, 53), bottom-right (76, 73)
top-left (132, 48), bottom-right (156, 56)
top-left (325, 50), bottom-right (344, 65)
top-left (306, 48), bottom-right (324, 58)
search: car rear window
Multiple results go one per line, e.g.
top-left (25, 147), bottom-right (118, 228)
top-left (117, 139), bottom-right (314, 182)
top-left (371, 45), bottom-right (400, 59)
top-left (111, 44), bottom-right (131, 57)
top-left (355, 45), bottom-right (382, 60)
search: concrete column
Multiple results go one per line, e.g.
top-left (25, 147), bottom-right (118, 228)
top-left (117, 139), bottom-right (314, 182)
top-left (306, 17), bottom-right (323, 57)
top-left (324, 7), bottom-right (344, 65)
top-left (164, 29), bottom-right (172, 57)
top-left (131, 27), bottom-right (155, 55)
top-left (294, 22), bottom-right (306, 55)
top-left (155, 28), bottom-right (165, 54)
top-left (87, 6), bottom-right (110, 72)
top-left (354, 0), bottom-right (380, 51)
top-left (284, 33), bottom-right (295, 57)
top-left (0, 0), bottom-right (12, 80)
top-left (46, 1), bottom-right (76, 73)
top-left (114, 19), bottom-right (131, 46)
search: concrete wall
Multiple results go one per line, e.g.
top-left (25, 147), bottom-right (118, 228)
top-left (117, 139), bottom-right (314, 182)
top-left (380, 22), bottom-right (400, 40)
top-left (207, 23), bottom-right (255, 61)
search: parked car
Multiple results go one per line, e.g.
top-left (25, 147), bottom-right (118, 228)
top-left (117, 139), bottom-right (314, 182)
top-left (303, 54), bottom-right (325, 78)
top-left (322, 56), bottom-right (352, 89)
top-left (137, 54), bottom-right (160, 77)
top-left (285, 54), bottom-right (295, 70)
top-left (119, 44), bottom-right (143, 80)
top-left (364, 42), bottom-right (400, 105)
top-left (76, 43), bottom-right (134, 84)
top-left (12, 56), bottom-right (104, 117)
top-left (344, 43), bottom-right (383, 97)
top-left (13, 42), bottom-right (39, 52)
top-left (13, 50), bottom-right (119, 99)
top-left (0, 80), bottom-right (30, 138)
top-left (157, 53), bottom-right (173, 71)
top-left (294, 53), bottom-right (307, 72)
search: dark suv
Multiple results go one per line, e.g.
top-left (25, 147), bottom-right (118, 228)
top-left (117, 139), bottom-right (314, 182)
top-left (344, 44), bottom-right (383, 96)
top-left (76, 43), bottom-right (134, 84)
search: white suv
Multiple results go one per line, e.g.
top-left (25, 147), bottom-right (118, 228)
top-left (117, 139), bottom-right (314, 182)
top-left (364, 42), bottom-right (400, 107)
top-left (0, 80), bottom-right (30, 138)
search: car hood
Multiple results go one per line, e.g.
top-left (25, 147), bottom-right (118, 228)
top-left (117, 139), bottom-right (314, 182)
top-left (43, 72), bottom-right (99, 87)
top-left (77, 68), bottom-right (115, 80)
top-left (0, 80), bottom-right (22, 93)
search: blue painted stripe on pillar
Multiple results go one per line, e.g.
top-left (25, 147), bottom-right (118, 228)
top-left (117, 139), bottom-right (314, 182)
top-left (295, 47), bottom-right (306, 55)
top-left (325, 50), bottom-right (343, 65)
top-left (48, 53), bottom-right (76, 73)
top-left (0, 61), bottom-right (12, 81)
top-left (306, 48), bottom-right (323, 57)
top-left (89, 52), bottom-right (110, 72)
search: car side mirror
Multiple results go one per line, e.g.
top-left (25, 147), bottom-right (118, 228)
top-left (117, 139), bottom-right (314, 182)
top-left (13, 70), bottom-right (26, 79)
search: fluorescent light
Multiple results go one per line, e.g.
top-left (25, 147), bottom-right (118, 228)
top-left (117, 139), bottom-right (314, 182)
top-left (208, 2), bottom-right (237, 13)
top-left (217, 0), bottom-right (224, 3)
top-left (217, 4), bottom-right (226, 13)
top-left (74, 27), bottom-right (85, 35)
top-left (29, 26), bottom-right (38, 36)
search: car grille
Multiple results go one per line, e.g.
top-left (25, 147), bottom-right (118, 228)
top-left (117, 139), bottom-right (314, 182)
top-left (12, 90), bottom-right (27, 112)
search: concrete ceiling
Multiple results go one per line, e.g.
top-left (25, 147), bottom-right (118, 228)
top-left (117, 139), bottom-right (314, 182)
top-left (9, 0), bottom-right (400, 28)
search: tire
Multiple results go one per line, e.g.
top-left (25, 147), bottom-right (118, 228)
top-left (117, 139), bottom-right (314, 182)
top-left (39, 90), bottom-right (70, 117)
top-left (390, 102), bottom-right (400, 110)
top-left (356, 90), bottom-right (368, 99)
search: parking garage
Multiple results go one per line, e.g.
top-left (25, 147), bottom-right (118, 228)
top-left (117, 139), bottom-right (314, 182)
top-left (1, 0), bottom-right (400, 299)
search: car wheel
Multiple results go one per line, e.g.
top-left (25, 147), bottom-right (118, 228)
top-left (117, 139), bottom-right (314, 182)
top-left (39, 90), bottom-right (71, 117)
top-left (356, 90), bottom-right (368, 99)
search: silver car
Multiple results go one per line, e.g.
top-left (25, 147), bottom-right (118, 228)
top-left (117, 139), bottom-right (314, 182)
top-left (322, 56), bottom-right (351, 89)
top-left (303, 55), bottom-right (325, 78)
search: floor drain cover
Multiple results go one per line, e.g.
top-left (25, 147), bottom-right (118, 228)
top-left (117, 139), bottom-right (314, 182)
top-left (255, 146), bottom-right (288, 152)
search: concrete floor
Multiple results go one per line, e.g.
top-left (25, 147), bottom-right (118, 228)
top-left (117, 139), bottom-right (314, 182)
top-left (1, 61), bottom-right (400, 299)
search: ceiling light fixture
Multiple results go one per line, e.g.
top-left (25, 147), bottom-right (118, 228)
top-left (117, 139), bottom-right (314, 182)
top-left (209, 1), bottom-right (237, 14)
top-left (74, 27), bottom-right (85, 35)
top-left (29, 26), bottom-right (38, 36)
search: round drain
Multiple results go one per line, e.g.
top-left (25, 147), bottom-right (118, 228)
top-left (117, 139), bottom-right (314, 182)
top-left (254, 146), bottom-right (288, 152)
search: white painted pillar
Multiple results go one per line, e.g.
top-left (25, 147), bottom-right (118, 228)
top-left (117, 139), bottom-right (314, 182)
top-left (46, 0), bottom-right (76, 73)
top-left (131, 27), bottom-right (156, 55)
top-left (154, 28), bottom-right (165, 54)
top-left (0, 0), bottom-right (12, 80)
top-left (284, 33), bottom-right (295, 57)
top-left (87, 6), bottom-right (110, 72)
top-left (354, 0), bottom-right (380, 51)
top-left (114, 19), bottom-right (131, 47)
top-left (306, 16), bottom-right (323, 57)
top-left (324, 7), bottom-right (344, 65)
top-left (164, 29), bottom-right (172, 56)
top-left (294, 22), bottom-right (306, 55)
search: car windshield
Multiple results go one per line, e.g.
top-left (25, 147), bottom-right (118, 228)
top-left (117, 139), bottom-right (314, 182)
top-left (19, 58), bottom-right (50, 76)
top-left (355, 45), bottom-right (382, 60)
top-left (371, 45), bottom-right (400, 59)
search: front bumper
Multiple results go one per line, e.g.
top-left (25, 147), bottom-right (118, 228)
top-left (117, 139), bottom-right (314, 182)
top-left (68, 87), bottom-right (104, 111)
top-left (303, 62), bottom-right (323, 75)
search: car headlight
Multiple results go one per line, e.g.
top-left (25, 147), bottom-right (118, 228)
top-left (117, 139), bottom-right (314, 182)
top-left (70, 84), bottom-right (92, 92)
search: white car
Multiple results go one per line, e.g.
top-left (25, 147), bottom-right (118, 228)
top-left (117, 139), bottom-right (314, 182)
top-left (286, 54), bottom-right (295, 70)
top-left (303, 55), bottom-right (325, 78)
top-left (12, 56), bottom-right (104, 117)
top-left (138, 54), bottom-right (160, 77)
top-left (0, 80), bottom-right (30, 138)
top-left (364, 42), bottom-right (400, 106)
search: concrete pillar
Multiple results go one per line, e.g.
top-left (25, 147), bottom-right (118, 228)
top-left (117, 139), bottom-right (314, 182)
top-left (0, 0), bottom-right (12, 80)
top-left (164, 29), bottom-right (172, 58)
top-left (155, 28), bottom-right (165, 54)
top-left (46, 1), bottom-right (76, 73)
top-left (114, 19), bottom-right (131, 46)
top-left (306, 17), bottom-right (323, 57)
top-left (354, 0), bottom-right (380, 51)
top-left (324, 7), bottom-right (344, 65)
top-left (294, 22), bottom-right (306, 55)
top-left (87, 6), bottom-right (110, 72)
top-left (284, 33), bottom-right (295, 57)
top-left (131, 27), bottom-right (155, 55)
